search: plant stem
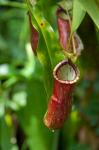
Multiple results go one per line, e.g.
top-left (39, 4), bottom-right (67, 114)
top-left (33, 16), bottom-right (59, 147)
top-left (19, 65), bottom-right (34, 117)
top-left (52, 131), bottom-right (60, 150)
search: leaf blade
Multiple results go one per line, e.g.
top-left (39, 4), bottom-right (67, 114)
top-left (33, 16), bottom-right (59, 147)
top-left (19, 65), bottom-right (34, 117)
top-left (71, 0), bottom-right (86, 33)
top-left (26, 3), bottom-right (64, 97)
top-left (79, 0), bottom-right (99, 29)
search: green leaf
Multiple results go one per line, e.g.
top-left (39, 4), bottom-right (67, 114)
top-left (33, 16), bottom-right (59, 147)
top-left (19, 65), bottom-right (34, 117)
top-left (26, 2), bottom-right (64, 97)
top-left (58, 1), bottom-right (73, 12)
top-left (32, 7), bottom-right (59, 68)
top-left (0, 99), bottom-right (5, 118)
top-left (17, 78), bottom-right (55, 150)
top-left (0, 118), bottom-right (13, 150)
top-left (71, 0), bottom-right (86, 33)
top-left (0, 1), bottom-right (26, 9)
top-left (79, 0), bottom-right (99, 29)
top-left (0, 64), bottom-right (16, 79)
top-left (17, 55), bottom-right (59, 150)
top-left (62, 111), bottom-right (81, 149)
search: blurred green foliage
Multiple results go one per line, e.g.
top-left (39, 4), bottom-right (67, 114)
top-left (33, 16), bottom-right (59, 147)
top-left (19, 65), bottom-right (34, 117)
top-left (0, 0), bottom-right (99, 150)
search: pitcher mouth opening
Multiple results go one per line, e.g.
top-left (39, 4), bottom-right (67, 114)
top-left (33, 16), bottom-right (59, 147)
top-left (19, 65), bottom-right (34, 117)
top-left (53, 59), bottom-right (80, 84)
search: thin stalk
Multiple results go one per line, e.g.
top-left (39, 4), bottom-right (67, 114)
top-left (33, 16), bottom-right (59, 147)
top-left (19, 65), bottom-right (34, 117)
top-left (72, 35), bottom-right (76, 54)
top-left (52, 130), bottom-right (60, 150)
top-left (65, 9), bottom-right (77, 55)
